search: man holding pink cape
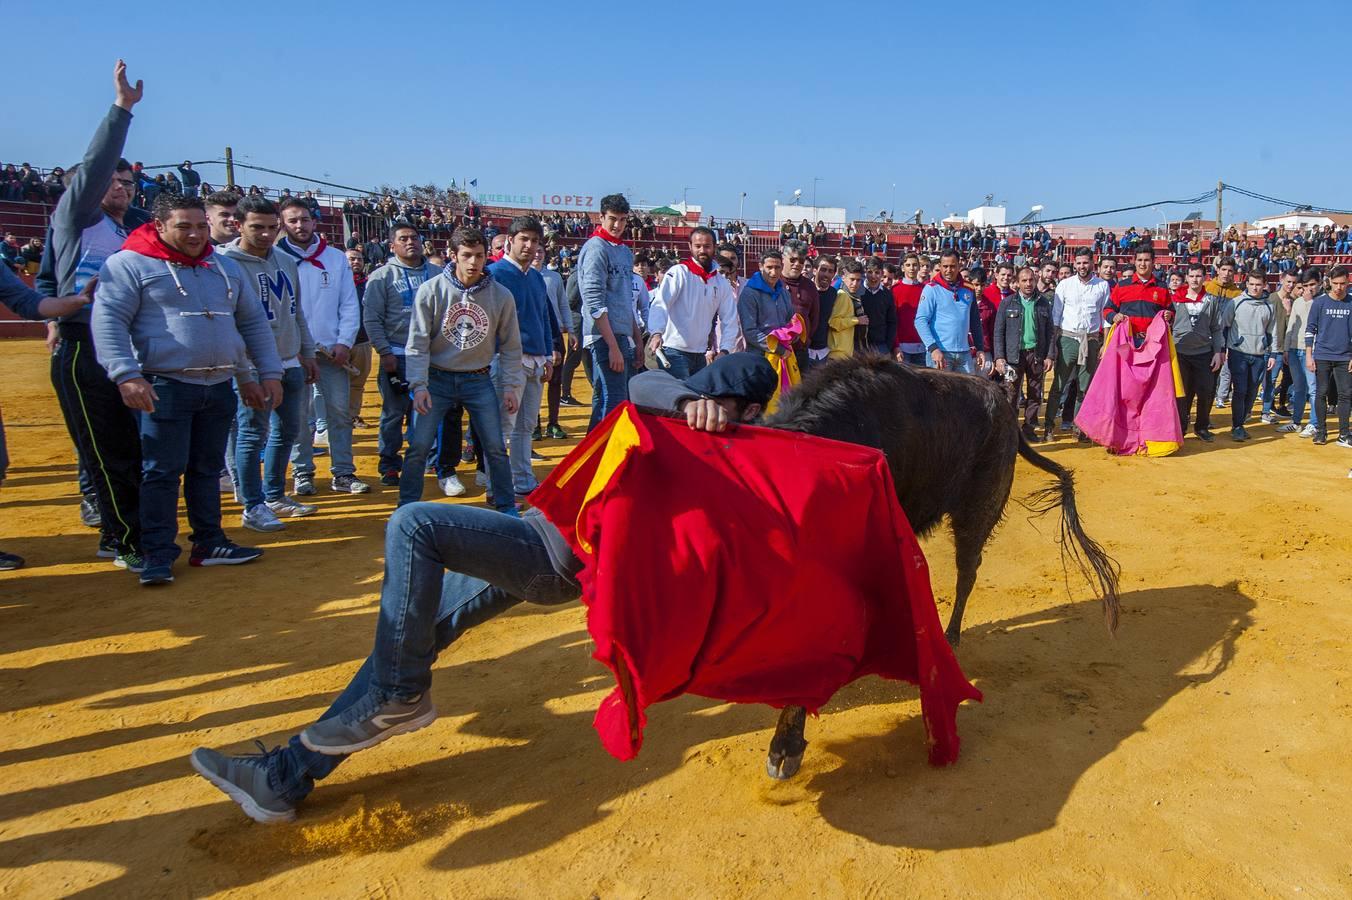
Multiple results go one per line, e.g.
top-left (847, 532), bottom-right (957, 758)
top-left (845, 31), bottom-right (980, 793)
top-left (1076, 247), bottom-right (1184, 456)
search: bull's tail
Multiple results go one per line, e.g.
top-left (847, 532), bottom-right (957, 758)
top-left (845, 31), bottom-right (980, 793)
top-left (1017, 432), bottom-right (1122, 633)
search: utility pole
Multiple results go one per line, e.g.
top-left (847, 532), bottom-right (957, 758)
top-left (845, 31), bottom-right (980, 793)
top-left (738, 191), bottom-right (746, 220)
top-left (224, 146), bottom-right (235, 191)
top-left (1216, 179), bottom-right (1224, 237)
top-left (812, 176), bottom-right (821, 210)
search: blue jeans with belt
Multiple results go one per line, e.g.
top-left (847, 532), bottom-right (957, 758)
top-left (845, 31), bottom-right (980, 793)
top-left (235, 367), bottom-right (306, 507)
top-left (138, 376), bottom-right (236, 565)
top-left (398, 368), bottom-right (511, 509)
top-left (659, 347), bottom-right (708, 381)
top-left (265, 502), bottom-right (579, 806)
top-left (587, 338), bottom-right (634, 432)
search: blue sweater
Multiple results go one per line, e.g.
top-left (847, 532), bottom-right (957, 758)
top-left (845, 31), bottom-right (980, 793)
top-left (0, 265), bottom-right (45, 321)
top-left (914, 278), bottom-right (981, 355)
top-left (1305, 294), bottom-right (1352, 361)
top-left (487, 258), bottom-right (561, 357)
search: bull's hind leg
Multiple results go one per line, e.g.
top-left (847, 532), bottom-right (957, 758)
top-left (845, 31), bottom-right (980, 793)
top-left (945, 504), bottom-right (1005, 646)
top-left (766, 705), bottom-right (808, 779)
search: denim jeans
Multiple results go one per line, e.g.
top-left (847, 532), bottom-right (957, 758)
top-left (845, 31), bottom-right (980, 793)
top-left (587, 339), bottom-right (634, 432)
top-left (138, 377), bottom-right (235, 565)
top-left (1227, 350), bottom-right (1267, 428)
top-left (291, 358), bottom-right (355, 478)
top-left (376, 355), bottom-right (460, 477)
top-left (1216, 361), bottom-right (1232, 404)
top-left (660, 348), bottom-right (708, 381)
top-left (398, 369), bottom-right (512, 509)
top-left (1287, 348), bottom-right (1315, 425)
top-left (900, 350), bottom-right (928, 367)
top-left (266, 502), bottom-right (580, 806)
top-left (235, 367), bottom-right (306, 507)
top-left (495, 356), bottom-right (546, 495)
top-left (926, 351), bottom-right (976, 375)
top-left (1260, 352), bottom-right (1284, 416)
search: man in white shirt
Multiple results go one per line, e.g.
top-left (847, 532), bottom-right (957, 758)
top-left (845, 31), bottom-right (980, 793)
top-left (277, 197), bottom-right (369, 494)
top-left (1045, 247), bottom-right (1111, 442)
top-left (646, 227), bottom-right (739, 380)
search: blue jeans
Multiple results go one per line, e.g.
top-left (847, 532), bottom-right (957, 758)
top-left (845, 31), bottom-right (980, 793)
top-left (138, 377), bottom-right (235, 565)
top-left (376, 355), bottom-right (459, 476)
top-left (1287, 348), bottom-right (1315, 425)
top-left (495, 356), bottom-right (546, 495)
top-left (398, 369), bottom-right (511, 509)
top-left (660, 348), bottom-right (708, 381)
top-left (235, 367), bottom-right (306, 507)
top-left (587, 339), bottom-right (634, 432)
top-left (900, 351), bottom-right (928, 367)
top-left (926, 351), bottom-right (976, 375)
top-left (290, 358), bottom-right (355, 478)
top-left (1260, 353), bottom-right (1284, 416)
top-left (266, 502), bottom-right (579, 805)
top-left (1228, 350), bottom-right (1266, 428)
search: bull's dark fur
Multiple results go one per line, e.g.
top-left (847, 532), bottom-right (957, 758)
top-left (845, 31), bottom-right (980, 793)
top-left (760, 354), bottom-right (1121, 779)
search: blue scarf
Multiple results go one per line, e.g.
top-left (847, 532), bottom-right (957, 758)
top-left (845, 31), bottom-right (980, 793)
top-left (443, 267), bottom-right (493, 294)
top-left (746, 271), bottom-right (785, 300)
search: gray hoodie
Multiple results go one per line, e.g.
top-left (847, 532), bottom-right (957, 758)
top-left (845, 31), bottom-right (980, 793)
top-left (217, 240), bottom-right (315, 369)
top-left (405, 269), bottom-right (522, 396)
top-left (92, 249), bottom-right (283, 386)
top-left (1225, 291), bottom-right (1277, 356)
top-left (1171, 291), bottom-right (1226, 356)
top-left (362, 257), bottom-right (442, 356)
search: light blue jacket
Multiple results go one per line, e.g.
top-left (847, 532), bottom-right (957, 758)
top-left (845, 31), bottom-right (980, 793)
top-left (915, 278), bottom-right (981, 355)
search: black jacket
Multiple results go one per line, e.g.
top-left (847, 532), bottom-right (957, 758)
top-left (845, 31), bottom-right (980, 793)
top-left (993, 293), bottom-right (1053, 362)
top-left (860, 285), bottom-right (898, 351)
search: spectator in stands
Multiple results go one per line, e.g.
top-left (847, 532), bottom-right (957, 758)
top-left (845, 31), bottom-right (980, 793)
top-left (1, 164), bottom-right (20, 201)
top-left (16, 163), bottom-right (41, 201)
top-left (303, 190), bottom-right (322, 222)
top-left (0, 234), bottom-right (20, 272)
top-left (174, 161), bottom-right (200, 197)
top-left (42, 167), bottom-right (67, 202)
top-left (164, 172), bottom-right (182, 196)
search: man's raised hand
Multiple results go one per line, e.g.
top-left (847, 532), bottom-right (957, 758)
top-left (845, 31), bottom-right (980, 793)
top-left (114, 60), bottom-right (143, 112)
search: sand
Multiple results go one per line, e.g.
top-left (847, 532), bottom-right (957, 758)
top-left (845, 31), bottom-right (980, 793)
top-left (0, 339), bottom-right (1348, 899)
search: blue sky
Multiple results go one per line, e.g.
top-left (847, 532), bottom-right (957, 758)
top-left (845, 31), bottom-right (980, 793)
top-left (6, 1), bottom-right (1348, 227)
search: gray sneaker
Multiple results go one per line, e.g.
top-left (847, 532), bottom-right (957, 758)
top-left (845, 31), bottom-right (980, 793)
top-left (190, 744), bottom-right (297, 824)
top-left (331, 474), bottom-right (371, 494)
top-left (267, 496), bottom-right (318, 518)
top-left (299, 688), bottom-right (437, 755)
top-left (242, 503), bottom-right (286, 533)
top-left (294, 474), bottom-right (316, 496)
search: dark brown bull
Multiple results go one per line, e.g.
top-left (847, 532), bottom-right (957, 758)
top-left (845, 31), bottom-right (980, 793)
top-left (758, 355), bottom-right (1121, 779)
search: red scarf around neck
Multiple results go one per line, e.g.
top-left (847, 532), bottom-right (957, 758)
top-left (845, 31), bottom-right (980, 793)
top-left (593, 226), bottom-right (626, 246)
top-left (681, 257), bottom-right (715, 283)
top-left (122, 222), bottom-right (213, 268)
top-left (296, 236), bottom-right (328, 269)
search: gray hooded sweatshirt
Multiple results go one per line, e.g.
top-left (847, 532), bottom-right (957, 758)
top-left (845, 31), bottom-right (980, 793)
top-left (362, 257), bottom-right (442, 356)
top-left (217, 240), bottom-right (315, 369)
top-left (92, 247), bottom-right (283, 386)
top-left (1225, 291), bottom-right (1277, 356)
top-left (1171, 291), bottom-right (1226, 356)
top-left (405, 268), bottom-right (522, 396)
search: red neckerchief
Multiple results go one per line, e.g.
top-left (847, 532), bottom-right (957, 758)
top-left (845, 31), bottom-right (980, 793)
top-left (122, 222), bottom-right (213, 268)
top-left (592, 226), bottom-right (626, 245)
top-left (681, 257), bottom-right (715, 283)
top-left (297, 236), bottom-right (328, 270)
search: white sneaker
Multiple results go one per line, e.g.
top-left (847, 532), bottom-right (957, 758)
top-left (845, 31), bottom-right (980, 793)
top-left (267, 496), bottom-right (318, 518)
top-left (439, 474), bottom-right (466, 497)
top-left (242, 503), bottom-right (286, 533)
top-left (1299, 424), bottom-right (1317, 438)
top-left (313, 429), bottom-right (330, 448)
top-left (1260, 412), bottom-right (1276, 425)
top-left (1276, 423), bottom-right (1299, 434)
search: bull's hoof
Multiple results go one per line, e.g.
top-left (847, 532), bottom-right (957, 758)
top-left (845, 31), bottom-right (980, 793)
top-left (765, 751), bottom-right (804, 780)
top-left (944, 626), bottom-right (962, 648)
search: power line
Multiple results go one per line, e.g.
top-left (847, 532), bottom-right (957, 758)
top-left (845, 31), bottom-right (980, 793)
top-left (1221, 183), bottom-right (1352, 216)
top-left (141, 159), bottom-right (376, 196)
top-left (1014, 191), bottom-right (1217, 227)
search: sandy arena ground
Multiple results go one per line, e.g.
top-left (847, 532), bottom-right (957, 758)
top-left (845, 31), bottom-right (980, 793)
top-left (0, 338), bottom-right (1349, 899)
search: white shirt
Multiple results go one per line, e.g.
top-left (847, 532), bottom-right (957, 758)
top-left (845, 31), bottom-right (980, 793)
top-left (280, 236), bottom-right (360, 350)
top-left (1052, 274), bottom-right (1111, 334)
top-left (630, 272), bottom-right (651, 332)
top-left (648, 262), bottom-right (740, 354)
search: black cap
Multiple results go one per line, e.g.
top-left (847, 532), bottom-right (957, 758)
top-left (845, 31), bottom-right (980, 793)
top-left (684, 352), bottom-right (778, 408)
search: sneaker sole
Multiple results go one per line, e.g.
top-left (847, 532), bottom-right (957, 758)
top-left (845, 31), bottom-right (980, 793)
top-left (140, 574), bottom-right (174, 585)
top-left (242, 520), bottom-right (287, 533)
top-left (114, 560), bottom-right (146, 574)
top-left (268, 507), bottom-right (318, 518)
top-left (191, 553), bottom-right (264, 567)
top-left (298, 706), bottom-right (438, 756)
top-left (331, 485), bottom-right (371, 494)
top-left (190, 750), bottom-right (296, 824)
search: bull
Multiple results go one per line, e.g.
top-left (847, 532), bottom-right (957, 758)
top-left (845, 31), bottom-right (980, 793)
top-left (758, 355), bottom-right (1121, 779)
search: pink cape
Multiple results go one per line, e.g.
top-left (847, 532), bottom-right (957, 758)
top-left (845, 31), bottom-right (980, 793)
top-left (1075, 316), bottom-right (1184, 457)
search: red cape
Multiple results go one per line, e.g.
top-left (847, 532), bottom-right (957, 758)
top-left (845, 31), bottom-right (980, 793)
top-left (531, 404), bottom-right (981, 766)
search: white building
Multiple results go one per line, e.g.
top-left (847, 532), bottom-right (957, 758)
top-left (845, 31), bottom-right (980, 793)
top-left (1247, 210), bottom-right (1352, 234)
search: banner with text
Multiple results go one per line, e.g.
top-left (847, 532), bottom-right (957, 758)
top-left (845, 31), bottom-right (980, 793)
top-left (476, 189), bottom-right (598, 211)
